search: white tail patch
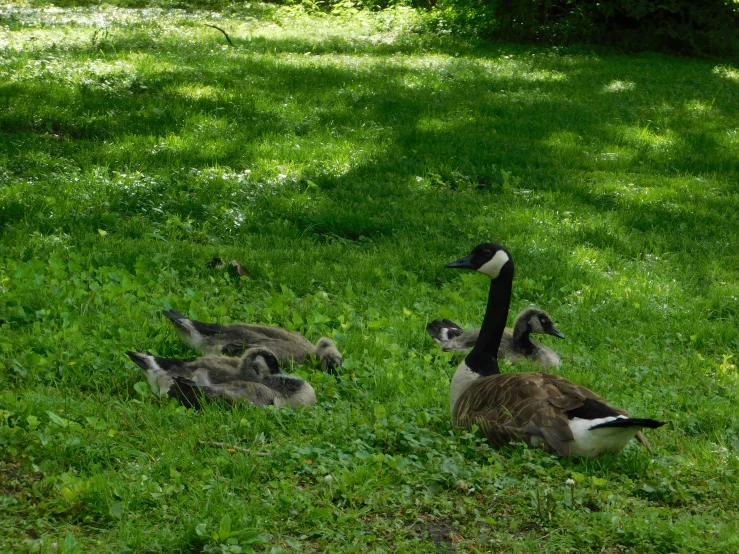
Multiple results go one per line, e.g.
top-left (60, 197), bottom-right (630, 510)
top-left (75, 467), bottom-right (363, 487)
top-left (568, 416), bottom-right (639, 458)
top-left (142, 355), bottom-right (174, 396)
top-left (477, 250), bottom-right (510, 279)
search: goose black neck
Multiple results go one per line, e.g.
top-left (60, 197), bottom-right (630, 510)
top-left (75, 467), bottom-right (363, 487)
top-left (464, 264), bottom-right (514, 376)
top-left (512, 319), bottom-right (536, 356)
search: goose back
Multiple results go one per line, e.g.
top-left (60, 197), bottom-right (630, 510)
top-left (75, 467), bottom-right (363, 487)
top-left (126, 352), bottom-right (244, 394)
top-left (453, 372), bottom-right (625, 457)
top-left (168, 377), bottom-right (283, 409)
top-left (169, 374), bottom-right (315, 409)
top-left (162, 310), bottom-right (342, 372)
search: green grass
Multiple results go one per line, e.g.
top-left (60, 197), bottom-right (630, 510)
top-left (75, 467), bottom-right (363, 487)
top-left (1, 2), bottom-right (739, 552)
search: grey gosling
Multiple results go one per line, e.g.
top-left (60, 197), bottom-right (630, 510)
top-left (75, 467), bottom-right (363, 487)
top-left (126, 347), bottom-right (316, 409)
top-left (427, 308), bottom-right (565, 368)
top-left (162, 309), bottom-right (343, 374)
top-left (445, 243), bottom-right (665, 458)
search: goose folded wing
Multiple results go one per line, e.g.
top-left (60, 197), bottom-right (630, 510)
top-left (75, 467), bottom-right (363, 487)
top-left (168, 378), bottom-right (283, 408)
top-left (213, 380), bottom-right (284, 407)
top-left (454, 373), bottom-right (589, 457)
top-left (554, 377), bottom-right (656, 454)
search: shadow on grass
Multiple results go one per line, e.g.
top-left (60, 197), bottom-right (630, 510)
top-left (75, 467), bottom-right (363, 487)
top-left (1, 26), bottom-right (738, 282)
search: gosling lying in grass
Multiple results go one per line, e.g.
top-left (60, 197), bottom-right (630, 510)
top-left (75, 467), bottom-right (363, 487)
top-left (162, 309), bottom-right (343, 373)
top-left (126, 347), bottom-right (316, 409)
top-left (427, 307), bottom-right (565, 368)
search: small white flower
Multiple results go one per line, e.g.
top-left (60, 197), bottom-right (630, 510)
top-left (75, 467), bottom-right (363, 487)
top-left (566, 478), bottom-right (575, 486)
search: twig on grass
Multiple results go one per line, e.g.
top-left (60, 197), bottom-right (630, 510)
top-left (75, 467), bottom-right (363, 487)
top-left (204, 24), bottom-right (234, 46)
top-left (197, 440), bottom-right (269, 456)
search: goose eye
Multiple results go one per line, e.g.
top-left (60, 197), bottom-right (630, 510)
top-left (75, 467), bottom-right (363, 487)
top-left (482, 249), bottom-right (492, 257)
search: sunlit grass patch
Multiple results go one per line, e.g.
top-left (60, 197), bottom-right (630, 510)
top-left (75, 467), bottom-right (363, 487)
top-left (684, 98), bottom-right (716, 116)
top-left (602, 79), bottom-right (636, 92)
top-left (713, 64), bottom-right (739, 82)
top-left (619, 124), bottom-right (677, 151)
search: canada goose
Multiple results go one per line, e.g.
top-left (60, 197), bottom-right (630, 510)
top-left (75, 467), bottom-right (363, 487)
top-left (427, 308), bottom-right (565, 368)
top-left (126, 347), bottom-right (316, 409)
top-left (445, 243), bottom-right (665, 458)
top-left (162, 309), bottom-right (343, 374)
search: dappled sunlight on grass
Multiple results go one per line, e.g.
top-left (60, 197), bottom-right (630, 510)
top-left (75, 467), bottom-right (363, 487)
top-left (602, 79), bottom-right (636, 92)
top-left (619, 124), bottom-right (677, 151)
top-left (174, 83), bottom-right (221, 100)
top-left (684, 98), bottom-right (716, 116)
top-left (713, 64), bottom-right (739, 82)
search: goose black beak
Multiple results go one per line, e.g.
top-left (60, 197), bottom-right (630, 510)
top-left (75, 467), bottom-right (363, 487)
top-left (548, 325), bottom-right (565, 339)
top-left (445, 254), bottom-right (475, 269)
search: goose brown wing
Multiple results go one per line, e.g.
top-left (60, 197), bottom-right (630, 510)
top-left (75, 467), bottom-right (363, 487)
top-left (558, 376), bottom-right (638, 418)
top-left (217, 328), bottom-right (313, 365)
top-left (168, 378), bottom-right (285, 408)
top-left (218, 381), bottom-right (282, 407)
top-left (190, 380), bottom-right (282, 407)
top-left (453, 373), bottom-right (591, 457)
top-left (529, 374), bottom-right (656, 453)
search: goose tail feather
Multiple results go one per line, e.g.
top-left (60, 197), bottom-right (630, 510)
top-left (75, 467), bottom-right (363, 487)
top-left (426, 319), bottom-right (464, 344)
top-left (589, 418), bottom-right (666, 430)
top-left (162, 309), bottom-right (189, 329)
top-left (126, 351), bottom-right (153, 369)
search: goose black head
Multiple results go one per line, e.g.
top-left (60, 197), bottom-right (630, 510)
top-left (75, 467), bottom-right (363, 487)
top-left (445, 243), bottom-right (512, 279)
top-left (240, 347), bottom-right (283, 379)
top-left (521, 308), bottom-right (565, 339)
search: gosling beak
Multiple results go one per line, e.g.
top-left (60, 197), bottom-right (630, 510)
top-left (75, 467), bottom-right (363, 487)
top-left (445, 254), bottom-right (475, 269)
top-left (548, 325), bottom-right (565, 339)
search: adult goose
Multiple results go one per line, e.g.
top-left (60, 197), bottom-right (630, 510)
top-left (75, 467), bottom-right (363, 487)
top-left (445, 243), bottom-right (665, 458)
top-left (126, 347), bottom-right (316, 409)
top-left (427, 307), bottom-right (565, 368)
top-left (162, 309), bottom-right (343, 374)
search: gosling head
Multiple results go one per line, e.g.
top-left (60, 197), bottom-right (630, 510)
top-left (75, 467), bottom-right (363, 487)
top-left (239, 347), bottom-right (283, 381)
top-left (445, 243), bottom-right (512, 279)
top-left (520, 308), bottom-right (565, 339)
top-left (316, 337), bottom-right (343, 374)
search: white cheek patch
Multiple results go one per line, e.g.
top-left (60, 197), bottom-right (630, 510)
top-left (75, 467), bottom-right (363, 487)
top-left (477, 250), bottom-right (510, 278)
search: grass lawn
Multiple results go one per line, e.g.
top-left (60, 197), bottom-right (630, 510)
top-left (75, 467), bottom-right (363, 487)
top-left (1, 2), bottom-right (739, 552)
